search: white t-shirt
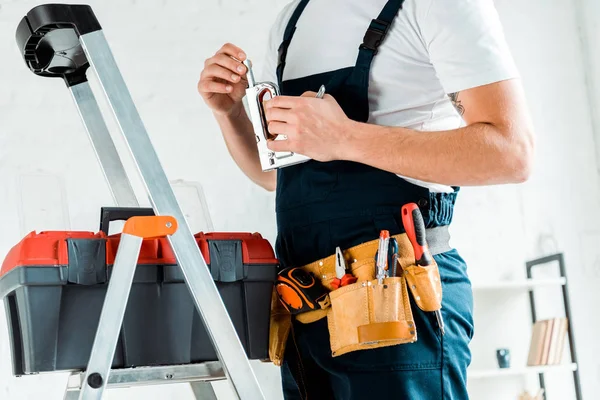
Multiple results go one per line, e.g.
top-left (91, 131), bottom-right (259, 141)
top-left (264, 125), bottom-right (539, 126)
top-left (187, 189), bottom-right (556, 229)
top-left (257, 0), bottom-right (520, 193)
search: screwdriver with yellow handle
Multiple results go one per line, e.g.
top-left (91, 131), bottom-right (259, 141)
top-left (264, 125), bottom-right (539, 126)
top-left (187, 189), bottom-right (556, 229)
top-left (401, 203), bottom-right (445, 336)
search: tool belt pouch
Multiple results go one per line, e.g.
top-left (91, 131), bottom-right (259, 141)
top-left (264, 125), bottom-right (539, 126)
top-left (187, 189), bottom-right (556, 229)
top-left (326, 261), bottom-right (417, 357)
top-left (268, 288), bottom-right (292, 366)
top-left (403, 259), bottom-right (443, 312)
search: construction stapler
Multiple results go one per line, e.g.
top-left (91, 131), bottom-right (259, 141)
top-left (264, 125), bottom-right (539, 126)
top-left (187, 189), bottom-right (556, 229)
top-left (243, 59), bottom-right (312, 171)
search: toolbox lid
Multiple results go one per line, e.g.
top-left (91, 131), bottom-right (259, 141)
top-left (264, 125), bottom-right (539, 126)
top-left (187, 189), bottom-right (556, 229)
top-left (0, 231), bottom-right (104, 278)
top-left (1, 231), bottom-right (279, 280)
top-left (195, 232), bottom-right (278, 265)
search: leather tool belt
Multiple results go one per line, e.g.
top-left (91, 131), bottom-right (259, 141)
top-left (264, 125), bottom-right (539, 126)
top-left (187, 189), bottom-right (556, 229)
top-left (269, 226), bottom-right (451, 366)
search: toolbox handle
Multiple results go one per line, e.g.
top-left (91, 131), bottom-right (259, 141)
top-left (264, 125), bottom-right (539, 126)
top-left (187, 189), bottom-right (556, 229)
top-left (99, 207), bottom-right (155, 235)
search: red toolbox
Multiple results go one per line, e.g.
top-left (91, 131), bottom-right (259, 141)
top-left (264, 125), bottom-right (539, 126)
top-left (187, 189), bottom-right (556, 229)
top-left (0, 208), bottom-right (278, 375)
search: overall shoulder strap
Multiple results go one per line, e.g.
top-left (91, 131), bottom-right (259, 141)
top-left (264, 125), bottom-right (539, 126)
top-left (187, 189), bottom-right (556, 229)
top-left (356, 0), bottom-right (405, 67)
top-left (276, 0), bottom-right (310, 85)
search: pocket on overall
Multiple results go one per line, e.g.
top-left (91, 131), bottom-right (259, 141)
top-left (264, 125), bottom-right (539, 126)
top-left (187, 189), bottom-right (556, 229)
top-left (326, 260), bottom-right (417, 358)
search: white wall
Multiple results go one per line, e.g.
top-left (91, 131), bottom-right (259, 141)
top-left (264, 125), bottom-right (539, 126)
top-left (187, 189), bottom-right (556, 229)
top-left (457, 0), bottom-right (600, 398)
top-left (575, 0), bottom-right (600, 178)
top-left (1, 0), bottom-right (599, 399)
top-left (457, 0), bottom-right (600, 399)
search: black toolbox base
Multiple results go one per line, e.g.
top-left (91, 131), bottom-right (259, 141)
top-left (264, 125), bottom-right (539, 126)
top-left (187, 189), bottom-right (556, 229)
top-left (3, 265), bottom-right (274, 375)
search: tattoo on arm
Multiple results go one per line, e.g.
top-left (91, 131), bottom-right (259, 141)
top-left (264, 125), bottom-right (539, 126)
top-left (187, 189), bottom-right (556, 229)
top-left (449, 92), bottom-right (465, 116)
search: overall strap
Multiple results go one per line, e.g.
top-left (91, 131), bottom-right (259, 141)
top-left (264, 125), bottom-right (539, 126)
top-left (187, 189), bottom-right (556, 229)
top-left (276, 0), bottom-right (310, 85)
top-left (356, 0), bottom-right (405, 68)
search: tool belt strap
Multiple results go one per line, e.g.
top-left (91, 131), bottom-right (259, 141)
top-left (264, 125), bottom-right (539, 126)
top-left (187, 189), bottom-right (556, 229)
top-left (301, 226), bottom-right (450, 282)
top-left (295, 225), bottom-right (451, 324)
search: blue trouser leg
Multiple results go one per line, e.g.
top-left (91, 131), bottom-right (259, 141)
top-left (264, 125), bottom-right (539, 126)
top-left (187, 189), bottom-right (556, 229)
top-left (281, 249), bottom-right (474, 400)
top-left (437, 250), bottom-right (475, 398)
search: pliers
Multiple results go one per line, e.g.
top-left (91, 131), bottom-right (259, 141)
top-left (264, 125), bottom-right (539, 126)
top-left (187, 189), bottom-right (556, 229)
top-left (331, 247), bottom-right (357, 289)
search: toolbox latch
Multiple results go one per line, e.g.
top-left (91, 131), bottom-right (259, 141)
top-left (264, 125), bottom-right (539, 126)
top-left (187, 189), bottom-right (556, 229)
top-left (208, 240), bottom-right (244, 283)
top-left (66, 238), bottom-right (107, 285)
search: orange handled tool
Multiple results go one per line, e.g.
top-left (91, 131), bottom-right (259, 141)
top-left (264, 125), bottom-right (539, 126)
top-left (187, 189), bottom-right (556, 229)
top-left (276, 267), bottom-right (329, 315)
top-left (401, 203), bottom-right (433, 267)
top-left (375, 230), bottom-right (390, 284)
top-left (331, 247), bottom-right (357, 289)
top-left (401, 202), bottom-right (445, 335)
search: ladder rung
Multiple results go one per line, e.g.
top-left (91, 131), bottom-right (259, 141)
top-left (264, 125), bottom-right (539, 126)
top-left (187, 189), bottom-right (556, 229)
top-left (66, 362), bottom-right (226, 391)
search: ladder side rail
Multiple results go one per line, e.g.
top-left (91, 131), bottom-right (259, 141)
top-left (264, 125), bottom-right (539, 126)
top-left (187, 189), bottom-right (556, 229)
top-left (70, 82), bottom-right (139, 208)
top-left (78, 30), bottom-right (264, 400)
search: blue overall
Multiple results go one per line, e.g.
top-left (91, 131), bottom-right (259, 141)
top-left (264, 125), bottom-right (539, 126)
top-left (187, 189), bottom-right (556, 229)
top-left (273, 0), bottom-right (474, 398)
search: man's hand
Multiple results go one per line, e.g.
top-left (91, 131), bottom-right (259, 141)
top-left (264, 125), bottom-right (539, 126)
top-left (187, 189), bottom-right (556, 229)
top-left (264, 92), bottom-right (352, 161)
top-left (198, 43), bottom-right (249, 117)
top-left (199, 43), bottom-right (277, 192)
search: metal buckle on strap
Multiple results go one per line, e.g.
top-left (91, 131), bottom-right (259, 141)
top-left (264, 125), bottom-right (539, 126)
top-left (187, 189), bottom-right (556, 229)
top-left (359, 18), bottom-right (390, 55)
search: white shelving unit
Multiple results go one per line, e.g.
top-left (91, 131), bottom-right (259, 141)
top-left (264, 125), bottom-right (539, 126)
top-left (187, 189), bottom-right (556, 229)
top-left (469, 363), bottom-right (578, 379)
top-left (471, 278), bottom-right (566, 291)
top-left (468, 254), bottom-right (582, 400)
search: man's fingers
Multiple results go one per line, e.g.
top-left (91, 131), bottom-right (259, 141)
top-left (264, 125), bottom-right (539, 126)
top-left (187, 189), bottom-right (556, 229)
top-left (264, 95), bottom-right (304, 110)
top-left (265, 107), bottom-right (296, 124)
top-left (267, 139), bottom-right (293, 153)
top-left (198, 79), bottom-right (233, 95)
top-left (267, 121), bottom-right (296, 136)
top-left (300, 91), bottom-right (317, 97)
top-left (216, 43), bottom-right (247, 61)
top-left (202, 64), bottom-right (244, 84)
top-left (205, 53), bottom-right (247, 76)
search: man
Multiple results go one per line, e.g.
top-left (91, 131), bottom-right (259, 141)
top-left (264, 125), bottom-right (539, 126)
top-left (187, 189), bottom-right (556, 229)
top-left (198, 0), bottom-right (535, 398)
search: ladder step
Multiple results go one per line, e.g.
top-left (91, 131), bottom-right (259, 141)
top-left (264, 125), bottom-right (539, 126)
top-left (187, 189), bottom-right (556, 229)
top-left (66, 362), bottom-right (225, 391)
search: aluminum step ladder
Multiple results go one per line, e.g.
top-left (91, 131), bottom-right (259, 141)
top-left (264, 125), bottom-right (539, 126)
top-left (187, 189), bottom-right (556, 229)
top-left (15, 4), bottom-right (266, 400)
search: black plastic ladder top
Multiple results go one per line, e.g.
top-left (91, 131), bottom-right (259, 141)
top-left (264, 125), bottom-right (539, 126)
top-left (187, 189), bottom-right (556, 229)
top-left (15, 4), bottom-right (103, 86)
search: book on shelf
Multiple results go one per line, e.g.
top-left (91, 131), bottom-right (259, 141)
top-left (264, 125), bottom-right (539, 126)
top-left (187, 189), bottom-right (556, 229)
top-left (527, 317), bottom-right (568, 366)
top-left (527, 320), bottom-right (548, 366)
top-left (552, 319), bottom-right (569, 364)
top-left (539, 318), bottom-right (554, 365)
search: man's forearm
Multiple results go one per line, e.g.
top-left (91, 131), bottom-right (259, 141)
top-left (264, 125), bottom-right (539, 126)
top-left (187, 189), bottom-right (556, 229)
top-left (341, 121), bottom-right (534, 187)
top-left (214, 104), bottom-right (276, 191)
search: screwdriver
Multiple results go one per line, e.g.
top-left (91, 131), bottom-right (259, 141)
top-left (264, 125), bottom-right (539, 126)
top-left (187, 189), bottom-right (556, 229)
top-left (389, 238), bottom-right (399, 277)
top-left (375, 230), bottom-right (390, 285)
top-left (401, 203), bottom-right (445, 336)
top-left (316, 85), bottom-right (326, 99)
